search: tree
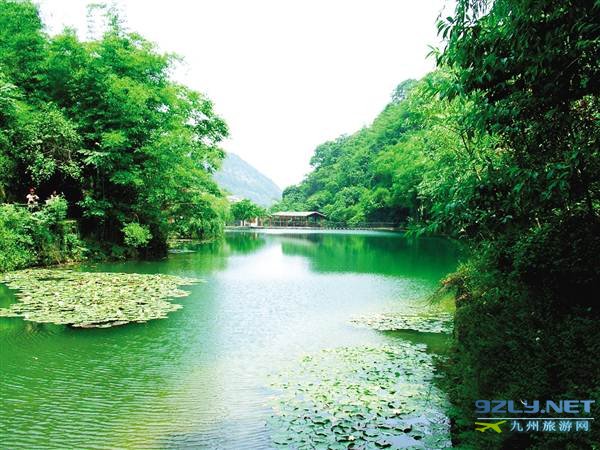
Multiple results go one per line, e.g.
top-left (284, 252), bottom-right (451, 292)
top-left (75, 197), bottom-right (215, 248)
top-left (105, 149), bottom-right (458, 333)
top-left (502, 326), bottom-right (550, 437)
top-left (0, 0), bottom-right (46, 94)
top-left (0, 1), bottom-right (229, 256)
top-left (433, 1), bottom-right (600, 448)
top-left (274, 73), bottom-right (469, 228)
top-left (230, 199), bottom-right (264, 223)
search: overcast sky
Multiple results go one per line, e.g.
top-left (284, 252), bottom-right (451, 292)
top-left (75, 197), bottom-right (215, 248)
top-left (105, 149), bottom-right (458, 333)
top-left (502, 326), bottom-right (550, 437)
top-left (38, 0), bottom-right (451, 189)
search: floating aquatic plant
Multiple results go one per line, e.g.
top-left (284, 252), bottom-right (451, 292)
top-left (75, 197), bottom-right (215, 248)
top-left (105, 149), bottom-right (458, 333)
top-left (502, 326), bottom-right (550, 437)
top-left (350, 312), bottom-right (453, 334)
top-left (267, 344), bottom-right (451, 449)
top-left (0, 269), bottom-right (200, 328)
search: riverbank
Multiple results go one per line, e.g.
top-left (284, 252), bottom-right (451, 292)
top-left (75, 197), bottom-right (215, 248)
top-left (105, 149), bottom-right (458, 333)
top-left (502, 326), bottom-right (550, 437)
top-left (0, 198), bottom-right (228, 274)
top-left (226, 225), bottom-right (404, 232)
top-left (439, 261), bottom-right (600, 450)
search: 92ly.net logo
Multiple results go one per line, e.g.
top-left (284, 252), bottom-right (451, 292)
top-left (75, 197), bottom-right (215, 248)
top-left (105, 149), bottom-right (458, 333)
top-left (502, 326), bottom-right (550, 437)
top-left (474, 400), bottom-right (595, 433)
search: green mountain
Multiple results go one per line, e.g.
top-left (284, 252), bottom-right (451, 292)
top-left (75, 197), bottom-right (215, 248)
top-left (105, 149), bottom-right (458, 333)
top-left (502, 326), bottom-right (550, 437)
top-left (214, 153), bottom-right (282, 207)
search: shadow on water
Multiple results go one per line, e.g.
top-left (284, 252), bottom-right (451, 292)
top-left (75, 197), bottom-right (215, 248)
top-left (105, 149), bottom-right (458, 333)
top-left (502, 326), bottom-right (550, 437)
top-left (0, 282), bottom-right (16, 308)
top-left (382, 329), bottom-right (453, 355)
top-left (172, 232), bottom-right (267, 256)
top-left (172, 230), bottom-right (461, 284)
top-left (278, 231), bottom-right (461, 282)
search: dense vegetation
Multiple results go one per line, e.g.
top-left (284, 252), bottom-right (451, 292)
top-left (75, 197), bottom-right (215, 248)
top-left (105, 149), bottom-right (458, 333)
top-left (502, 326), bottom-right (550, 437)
top-left (278, 0), bottom-right (600, 448)
top-left (0, 1), bottom-right (229, 268)
top-left (0, 198), bottom-right (84, 271)
top-left (274, 73), bottom-right (488, 229)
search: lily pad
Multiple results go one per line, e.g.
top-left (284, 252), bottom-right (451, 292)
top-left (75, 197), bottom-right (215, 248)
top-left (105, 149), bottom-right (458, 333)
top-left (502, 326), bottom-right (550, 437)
top-left (267, 344), bottom-right (451, 449)
top-left (350, 312), bottom-right (453, 334)
top-left (0, 269), bottom-right (200, 328)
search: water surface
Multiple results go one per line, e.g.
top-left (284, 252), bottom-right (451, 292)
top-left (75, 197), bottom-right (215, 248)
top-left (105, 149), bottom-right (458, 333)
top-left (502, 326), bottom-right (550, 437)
top-left (0, 230), bottom-right (459, 448)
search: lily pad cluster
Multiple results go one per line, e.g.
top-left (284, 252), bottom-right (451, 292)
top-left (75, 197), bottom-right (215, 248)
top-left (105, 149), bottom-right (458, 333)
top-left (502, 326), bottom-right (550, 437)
top-left (267, 344), bottom-right (451, 449)
top-left (350, 312), bottom-right (453, 334)
top-left (0, 269), bottom-right (200, 328)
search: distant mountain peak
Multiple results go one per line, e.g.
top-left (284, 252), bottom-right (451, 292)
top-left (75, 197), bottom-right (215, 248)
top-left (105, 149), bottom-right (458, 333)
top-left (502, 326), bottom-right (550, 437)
top-left (214, 153), bottom-right (282, 207)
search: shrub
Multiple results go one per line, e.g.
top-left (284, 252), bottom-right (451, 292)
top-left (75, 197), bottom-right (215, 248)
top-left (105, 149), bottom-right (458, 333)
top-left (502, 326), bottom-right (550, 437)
top-left (440, 236), bottom-right (600, 450)
top-left (0, 204), bottom-right (35, 271)
top-left (0, 201), bottom-right (86, 272)
top-left (122, 222), bottom-right (152, 248)
top-left (38, 196), bottom-right (68, 222)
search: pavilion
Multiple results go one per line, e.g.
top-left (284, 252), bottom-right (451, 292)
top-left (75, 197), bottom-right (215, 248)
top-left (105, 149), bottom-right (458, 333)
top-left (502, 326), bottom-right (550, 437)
top-left (267, 211), bottom-right (326, 228)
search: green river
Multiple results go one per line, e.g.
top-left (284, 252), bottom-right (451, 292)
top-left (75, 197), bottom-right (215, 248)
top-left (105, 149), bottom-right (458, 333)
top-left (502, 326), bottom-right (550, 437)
top-left (0, 230), bottom-right (459, 449)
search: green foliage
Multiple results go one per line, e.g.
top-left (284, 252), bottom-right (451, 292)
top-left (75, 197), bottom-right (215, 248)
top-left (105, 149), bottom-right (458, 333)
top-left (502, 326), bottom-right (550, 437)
top-left (0, 204), bottom-right (35, 271)
top-left (275, 84), bottom-right (425, 224)
top-left (275, 72), bottom-right (490, 230)
top-left (230, 199), bottom-right (265, 222)
top-left (432, 0), bottom-right (600, 240)
top-left (0, 0), bottom-right (46, 93)
top-left (441, 244), bottom-right (600, 450)
top-left (39, 196), bottom-right (68, 222)
top-left (11, 105), bottom-right (81, 185)
top-left (0, 202), bottom-right (85, 272)
top-left (121, 222), bottom-right (152, 248)
top-left (0, 0), bottom-right (229, 255)
top-left (433, 1), bottom-right (600, 448)
top-left (169, 192), bottom-right (228, 240)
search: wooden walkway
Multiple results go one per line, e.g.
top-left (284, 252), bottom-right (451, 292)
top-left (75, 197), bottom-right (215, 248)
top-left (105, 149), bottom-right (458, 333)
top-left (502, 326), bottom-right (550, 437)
top-left (226, 223), bottom-right (403, 232)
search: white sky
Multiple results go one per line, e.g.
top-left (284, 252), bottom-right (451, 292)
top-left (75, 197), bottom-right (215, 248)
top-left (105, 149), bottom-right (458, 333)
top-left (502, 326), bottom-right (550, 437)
top-left (37, 0), bottom-right (451, 189)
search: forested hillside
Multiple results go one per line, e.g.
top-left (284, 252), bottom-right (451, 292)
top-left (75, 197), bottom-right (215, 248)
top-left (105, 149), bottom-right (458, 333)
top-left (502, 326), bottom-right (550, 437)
top-left (274, 75), bottom-right (489, 231)
top-left (279, 1), bottom-right (600, 448)
top-left (214, 153), bottom-right (281, 207)
top-left (0, 1), bottom-right (229, 263)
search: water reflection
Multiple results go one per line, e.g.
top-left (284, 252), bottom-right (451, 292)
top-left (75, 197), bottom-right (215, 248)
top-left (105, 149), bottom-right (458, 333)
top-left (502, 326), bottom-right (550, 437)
top-left (278, 231), bottom-right (460, 282)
